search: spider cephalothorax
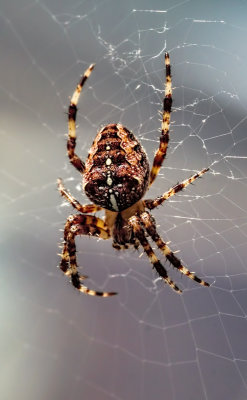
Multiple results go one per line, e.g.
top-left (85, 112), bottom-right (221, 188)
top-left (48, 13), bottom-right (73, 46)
top-left (58, 53), bottom-right (210, 297)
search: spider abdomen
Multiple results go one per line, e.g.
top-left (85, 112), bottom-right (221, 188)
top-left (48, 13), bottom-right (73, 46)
top-left (83, 123), bottom-right (150, 212)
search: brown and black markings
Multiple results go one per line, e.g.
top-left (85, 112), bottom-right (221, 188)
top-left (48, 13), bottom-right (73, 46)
top-left (57, 53), bottom-right (210, 297)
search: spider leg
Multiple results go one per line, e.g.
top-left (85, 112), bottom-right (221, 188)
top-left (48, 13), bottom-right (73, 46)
top-left (140, 211), bottom-right (210, 287)
top-left (59, 214), bottom-right (109, 275)
top-left (144, 167), bottom-right (209, 210)
top-left (67, 63), bottom-right (95, 174)
top-left (149, 52), bottom-right (172, 186)
top-left (57, 178), bottom-right (102, 213)
top-left (129, 215), bottom-right (182, 293)
top-left (60, 214), bottom-right (117, 297)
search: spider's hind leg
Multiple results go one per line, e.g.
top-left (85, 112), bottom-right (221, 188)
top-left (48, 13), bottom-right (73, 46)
top-left (67, 63), bottom-right (95, 174)
top-left (149, 52), bottom-right (172, 186)
top-left (140, 211), bottom-right (210, 287)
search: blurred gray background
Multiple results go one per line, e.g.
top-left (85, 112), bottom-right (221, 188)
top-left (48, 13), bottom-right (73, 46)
top-left (1, 0), bottom-right (247, 399)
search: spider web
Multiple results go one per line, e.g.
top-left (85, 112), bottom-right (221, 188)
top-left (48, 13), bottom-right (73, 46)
top-left (1, 0), bottom-right (247, 399)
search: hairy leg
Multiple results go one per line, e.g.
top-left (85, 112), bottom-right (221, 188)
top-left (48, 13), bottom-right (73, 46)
top-left (57, 178), bottom-right (102, 213)
top-left (140, 211), bottom-right (209, 287)
top-left (67, 64), bottom-right (95, 173)
top-left (149, 52), bottom-right (172, 186)
top-left (145, 168), bottom-right (209, 210)
top-left (129, 215), bottom-right (182, 293)
top-left (60, 214), bottom-right (116, 297)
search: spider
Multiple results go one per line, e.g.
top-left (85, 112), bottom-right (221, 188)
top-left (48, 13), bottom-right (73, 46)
top-left (57, 53), bottom-right (210, 296)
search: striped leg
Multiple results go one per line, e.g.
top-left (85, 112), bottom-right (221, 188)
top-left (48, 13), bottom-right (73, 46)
top-left (60, 214), bottom-right (117, 297)
top-left (129, 215), bottom-right (182, 293)
top-left (149, 52), bottom-right (172, 186)
top-left (145, 167), bottom-right (209, 210)
top-left (59, 214), bottom-right (109, 276)
top-left (57, 178), bottom-right (102, 213)
top-left (140, 211), bottom-right (210, 287)
top-left (67, 63), bottom-right (95, 173)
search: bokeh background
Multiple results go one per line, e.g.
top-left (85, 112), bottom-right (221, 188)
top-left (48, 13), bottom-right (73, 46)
top-left (1, 0), bottom-right (247, 399)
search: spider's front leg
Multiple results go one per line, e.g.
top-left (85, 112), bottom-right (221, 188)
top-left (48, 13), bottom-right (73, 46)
top-left (60, 214), bottom-right (117, 297)
top-left (67, 64), bottom-right (95, 174)
top-left (140, 211), bottom-right (210, 288)
top-left (129, 215), bottom-right (182, 293)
